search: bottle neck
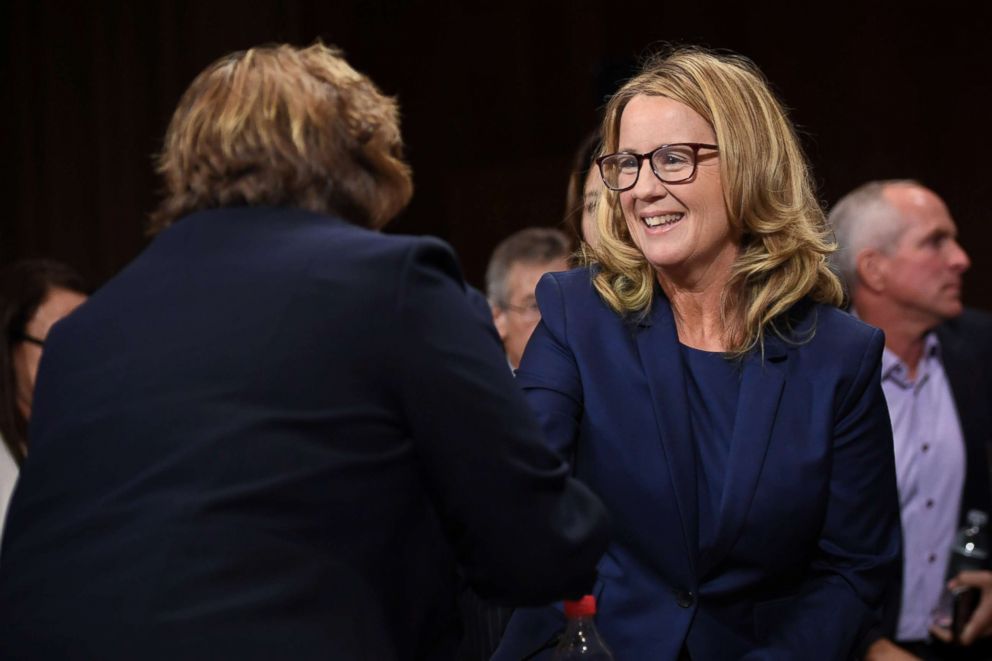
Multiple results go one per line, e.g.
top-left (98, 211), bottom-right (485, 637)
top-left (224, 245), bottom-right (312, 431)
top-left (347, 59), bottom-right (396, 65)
top-left (563, 616), bottom-right (599, 636)
top-left (566, 615), bottom-right (595, 622)
top-left (557, 616), bottom-right (613, 659)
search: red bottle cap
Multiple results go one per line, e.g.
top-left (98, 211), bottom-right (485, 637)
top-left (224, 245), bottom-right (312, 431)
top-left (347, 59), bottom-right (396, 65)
top-left (564, 595), bottom-right (597, 618)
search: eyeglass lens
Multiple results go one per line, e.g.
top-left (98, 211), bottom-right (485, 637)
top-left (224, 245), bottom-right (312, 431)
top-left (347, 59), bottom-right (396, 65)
top-left (599, 144), bottom-right (699, 191)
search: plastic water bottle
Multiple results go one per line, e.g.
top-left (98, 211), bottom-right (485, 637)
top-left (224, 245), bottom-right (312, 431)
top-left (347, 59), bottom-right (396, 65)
top-left (551, 595), bottom-right (615, 660)
top-left (949, 509), bottom-right (990, 575)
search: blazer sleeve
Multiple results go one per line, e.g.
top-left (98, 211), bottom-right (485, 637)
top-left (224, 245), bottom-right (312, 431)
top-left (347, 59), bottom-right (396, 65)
top-left (747, 327), bottom-right (902, 660)
top-left (512, 273), bottom-right (584, 463)
top-left (391, 239), bottom-right (609, 606)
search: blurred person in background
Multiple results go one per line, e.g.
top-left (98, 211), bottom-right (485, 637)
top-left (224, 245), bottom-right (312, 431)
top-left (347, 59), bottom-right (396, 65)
top-left (486, 227), bottom-right (571, 372)
top-left (0, 258), bottom-right (86, 544)
top-left (494, 47), bottom-right (900, 660)
top-left (564, 129), bottom-right (603, 256)
top-left (0, 42), bottom-right (608, 660)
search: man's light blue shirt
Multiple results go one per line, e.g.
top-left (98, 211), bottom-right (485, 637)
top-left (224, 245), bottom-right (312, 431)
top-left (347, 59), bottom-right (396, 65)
top-left (881, 333), bottom-right (966, 642)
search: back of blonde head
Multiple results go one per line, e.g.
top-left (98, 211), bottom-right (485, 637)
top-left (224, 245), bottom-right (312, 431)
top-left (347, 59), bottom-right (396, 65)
top-left (150, 42), bottom-right (413, 233)
top-left (592, 48), bottom-right (843, 356)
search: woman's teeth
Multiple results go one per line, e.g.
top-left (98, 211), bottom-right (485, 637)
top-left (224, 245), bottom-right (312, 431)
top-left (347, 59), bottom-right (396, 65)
top-left (643, 213), bottom-right (683, 228)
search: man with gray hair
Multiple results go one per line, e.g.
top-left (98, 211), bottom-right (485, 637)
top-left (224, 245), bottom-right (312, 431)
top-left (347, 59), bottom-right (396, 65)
top-left (829, 180), bottom-right (992, 660)
top-left (485, 227), bottom-right (571, 371)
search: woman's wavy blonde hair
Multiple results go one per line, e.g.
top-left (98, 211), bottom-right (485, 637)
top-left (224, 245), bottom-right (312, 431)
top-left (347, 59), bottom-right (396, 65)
top-left (149, 42), bottom-right (413, 233)
top-left (590, 47), bottom-right (843, 357)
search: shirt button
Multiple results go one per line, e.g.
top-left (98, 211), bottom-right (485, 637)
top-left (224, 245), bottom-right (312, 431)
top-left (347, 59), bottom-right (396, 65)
top-left (922, 443), bottom-right (930, 453)
top-left (928, 553), bottom-right (937, 563)
top-left (926, 499), bottom-right (935, 509)
top-left (675, 590), bottom-right (695, 608)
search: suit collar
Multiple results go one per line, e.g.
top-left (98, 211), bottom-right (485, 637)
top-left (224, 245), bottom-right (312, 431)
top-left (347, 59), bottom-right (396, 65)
top-left (634, 293), bottom-right (791, 577)
top-left (633, 291), bottom-right (790, 360)
top-left (700, 344), bottom-right (787, 573)
top-left (633, 297), bottom-right (699, 570)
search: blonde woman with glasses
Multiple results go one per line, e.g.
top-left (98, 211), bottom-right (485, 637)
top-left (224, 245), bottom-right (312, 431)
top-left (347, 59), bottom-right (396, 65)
top-left (494, 48), bottom-right (900, 661)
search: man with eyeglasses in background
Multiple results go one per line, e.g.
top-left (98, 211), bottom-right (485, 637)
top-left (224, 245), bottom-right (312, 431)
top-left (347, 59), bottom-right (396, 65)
top-left (485, 227), bottom-right (572, 373)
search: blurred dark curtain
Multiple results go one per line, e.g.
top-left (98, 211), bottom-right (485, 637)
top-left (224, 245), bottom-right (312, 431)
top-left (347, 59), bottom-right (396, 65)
top-left (3, 1), bottom-right (991, 306)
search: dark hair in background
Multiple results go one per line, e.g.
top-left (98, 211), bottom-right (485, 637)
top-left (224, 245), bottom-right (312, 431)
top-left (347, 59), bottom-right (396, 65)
top-left (0, 259), bottom-right (87, 465)
top-left (563, 129), bottom-right (602, 244)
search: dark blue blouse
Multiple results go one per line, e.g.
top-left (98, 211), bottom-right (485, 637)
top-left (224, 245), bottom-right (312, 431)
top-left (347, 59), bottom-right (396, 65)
top-left (680, 344), bottom-right (741, 553)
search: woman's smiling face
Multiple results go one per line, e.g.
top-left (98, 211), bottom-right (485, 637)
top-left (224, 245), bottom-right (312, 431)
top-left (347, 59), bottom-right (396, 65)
top-left (617, 94), bottom-right (738, 285)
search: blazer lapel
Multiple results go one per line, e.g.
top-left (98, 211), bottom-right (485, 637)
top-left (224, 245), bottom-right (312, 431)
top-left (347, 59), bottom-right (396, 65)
top-left (633, 297), bottom-right (699, 568)
top-left (701, 337), bottom-right (788, 574)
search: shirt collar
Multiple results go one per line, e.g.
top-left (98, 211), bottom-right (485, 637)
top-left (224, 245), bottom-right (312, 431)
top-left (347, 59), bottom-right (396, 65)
top-left (881, 331), bottom-right (942, 389)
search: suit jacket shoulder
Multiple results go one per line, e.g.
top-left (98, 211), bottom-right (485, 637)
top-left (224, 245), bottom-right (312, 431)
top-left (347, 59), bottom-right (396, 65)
top-left (537, 268), bottom-right (880, 364)
top-left (797, 304), bottom-right (882, 358)
top-left (938, 307), bottom-right (992, 355)
top-left (937, 307), bottom-right (992, 524)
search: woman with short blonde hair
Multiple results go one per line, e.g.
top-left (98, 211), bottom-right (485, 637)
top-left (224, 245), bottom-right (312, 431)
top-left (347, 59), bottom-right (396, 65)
top-left (150, 42), bottom-right (413, 233)
top-left (0, 43), bottom-right (609, 659)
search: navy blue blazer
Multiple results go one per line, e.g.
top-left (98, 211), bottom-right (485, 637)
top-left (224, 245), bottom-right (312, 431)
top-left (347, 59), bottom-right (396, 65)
top-left (494, 268), bottom-right (901, 660)
top-left (0, 208), bottom-right (609, 661)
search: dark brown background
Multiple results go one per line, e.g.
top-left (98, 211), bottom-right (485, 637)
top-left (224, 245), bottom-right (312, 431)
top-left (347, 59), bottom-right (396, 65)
top-left (3, 1), bottom-right (991, 308)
